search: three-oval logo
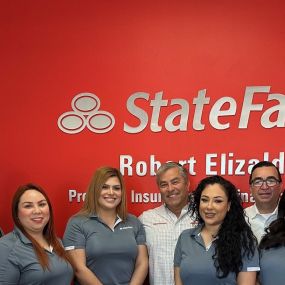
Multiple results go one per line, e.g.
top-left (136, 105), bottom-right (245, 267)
top-left (58, 92), bottom-right (115, 134)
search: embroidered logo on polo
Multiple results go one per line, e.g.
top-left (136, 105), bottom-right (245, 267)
top-left (119, 226), bottom-right (133, 230)
top-left (58, 92), bottom-right (115, 134)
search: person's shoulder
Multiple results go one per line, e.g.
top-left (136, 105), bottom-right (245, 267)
top-left (244, 204), bottom-right (255, 215)
top-left (66, 213), bottom-right (91, 228)
top-left (69, 213), bottom-right (89, 222)
top-left (138, 205), bottom-right (164, 219)
top-left (0, 231), bottom-right (19, 253)
top-left (180, 227), bottom-right (196, 237)
top-left (0, 231), bottom-right (13, 242)
top-left (123, 215), bottom-right (145, 233)
top-left (126, 213), bottom-right (140, 221)
top-left (245, 204), bottom-right (255, 210)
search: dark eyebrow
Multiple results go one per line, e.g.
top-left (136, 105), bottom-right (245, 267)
top-left (22, 199), bottom-right (47, 204)
top-left (201, 195), bottom-right (224, 199)
top-left (252, 176), bottom-right (279, 181)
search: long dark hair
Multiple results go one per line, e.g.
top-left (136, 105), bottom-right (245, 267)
top-left (259, 191), bottom-right (285, 249)
top-left (189, 175), bottom-right (257, 278)
top-left (12, 183), bottom-right (70, 270)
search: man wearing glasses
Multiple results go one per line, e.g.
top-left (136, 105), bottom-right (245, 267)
top-left (245, 161), bottom-right (283, 242)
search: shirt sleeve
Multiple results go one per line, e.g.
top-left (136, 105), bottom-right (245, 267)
top-left (0, 240), bottom-right (21, 284)
top-left (241, 246), bottom-right (260, 272)
top-left (174, 233), bottom-right (182, 267)
top-left (63, 216), bottom-right (87, 250)
top-left (134, 217), bottom-right (146, 245)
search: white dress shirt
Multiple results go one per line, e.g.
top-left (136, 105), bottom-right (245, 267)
top-left (139, 204), bottom-right (196, 285)
top-left (245, 204), bottom-right (278, 243)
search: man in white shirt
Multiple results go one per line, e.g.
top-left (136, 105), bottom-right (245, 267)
top-left (139, 162), bottom-right (196, 285)
top-left (245, 161), bottom-right (283, 243)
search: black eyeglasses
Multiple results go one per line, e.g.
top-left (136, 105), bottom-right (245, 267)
top-left (251, 177), bottom-right (280, 188)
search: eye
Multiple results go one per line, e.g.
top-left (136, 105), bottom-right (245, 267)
top-left (252, 179), bottom-right (263, 187)
top-left (200, 197), bottom-right (208, 203)
top-left (23, 204), bottom-right (32, 208)
top-left (113, 185), bottom-right (121, 191)
top-left (267, 178), bottom-right (279, 185)
top-left (102, 184), bottom-right (109, 189)
top-left (39, 202), bottom-right (47, 207)
top-left (160, 183), bottom-right (167, 188)
top-left (214, 199), bottom-right (223, 204)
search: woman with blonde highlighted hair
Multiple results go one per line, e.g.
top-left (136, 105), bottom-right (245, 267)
top-left (63, 166), bottom-right (148, 285)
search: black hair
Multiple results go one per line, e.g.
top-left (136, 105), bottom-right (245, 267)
top-left (189, 175), bottom-right (257, 278)
top-left (249, 161), bottom-right (282, 184)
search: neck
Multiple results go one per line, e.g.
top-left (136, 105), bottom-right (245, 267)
top-left (167, 203), bottom-right (187, 218)
top-left (201, 225), bottom-right (220, 247)
top-left (26, 230), bottom-right (45, 241)
top-left (97, 208), bottom-right (117, 227)
top-left (203, 224), bottom-right (220, 237)
top-left (27, 231), bottom-right (49, 248)
top-left (256, 202), bottom-right (277, 214)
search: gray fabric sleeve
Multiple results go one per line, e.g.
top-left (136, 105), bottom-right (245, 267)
top-left (0, 240), bottom-right (20, 284)
top-left (134, 217), bottom-right (146, 245)
top-left (173, 233), bottom-right (182, 267)
top-left (63, 216), bottom-right (86, 250)
top-left (241, 247), bottom-right (260, 272)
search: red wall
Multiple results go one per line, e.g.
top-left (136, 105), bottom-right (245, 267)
top-left (1, 0), bottom-right (285, 236)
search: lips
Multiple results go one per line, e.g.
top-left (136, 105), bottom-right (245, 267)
top-left (203, 212), bottom-right (216, 218)
top-left (259, 193), bottom-right (272, 199)
top-left (31, 217), bottom-right (44, 223)
top-left (167, 192), bottom-right (179, 198)
top-left (103, 196), bottom-right (117, 202)
top-left (258, 190), bottom-right (273, 198)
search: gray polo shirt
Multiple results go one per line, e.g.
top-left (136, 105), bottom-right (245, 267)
top-left (0, 227), bottom-right (73, 285)
top-left (174, 226), bottom-right (260, 285)
top-left (63, 213), bottom-right (146, 285)
top-left (259, 246), bottom-right (285, 285)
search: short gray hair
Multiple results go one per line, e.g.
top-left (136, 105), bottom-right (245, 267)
top-left (156, 162), bottom-right (189, 186)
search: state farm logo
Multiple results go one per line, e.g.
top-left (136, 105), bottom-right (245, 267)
top-left (58, 86), bottom-right (285, 135)
top-left (58, 93), bottom-right (115, 134)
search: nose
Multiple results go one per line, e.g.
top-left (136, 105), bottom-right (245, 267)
top-left (206, 201), bottom-right (213, 209)
top-left (168, 183), bottom-right (175, 191)
top-left (108, 187), bottom-right (114, 195)
top-left (33, 206), bottom-right (42, 214)
top-left (260, 181), bottom-right (269, 189)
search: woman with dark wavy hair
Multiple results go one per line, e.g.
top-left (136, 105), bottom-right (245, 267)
top-left (174, 175), bottom-right (259, 285)
top-left (0, 183), bottom-right (73, 284)
top-left (258, 191), bottom-right (285, 285)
